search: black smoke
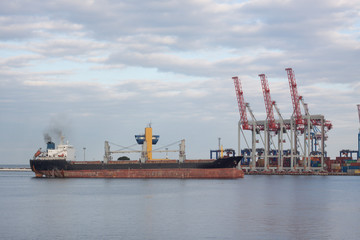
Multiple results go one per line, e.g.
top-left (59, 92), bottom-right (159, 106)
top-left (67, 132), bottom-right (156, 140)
top-left (43, 115), bottom-right (70, 144)
top-left (44, 133), bottom-right (52, 143)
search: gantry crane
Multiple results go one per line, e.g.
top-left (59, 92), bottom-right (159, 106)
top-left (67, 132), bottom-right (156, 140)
top-left (286, 68), bottom-right (316, 170)
top-left (339, 105), bottom-right (360, 161)
top-left (358, 104), bottom-right (360, 160)
top-left (286, 68), bottom-right (332, 171)
top-left (259, 73), bottom-right (293, 170)
top-left (233, 76), bottom-right (261, 169)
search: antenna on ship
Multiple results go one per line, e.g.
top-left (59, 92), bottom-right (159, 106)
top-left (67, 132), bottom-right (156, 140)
top-left (60, 134), bottom-right (64, 145)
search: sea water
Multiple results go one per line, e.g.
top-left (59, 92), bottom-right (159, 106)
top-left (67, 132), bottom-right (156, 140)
top-left (0, 171), bottom-right (359, 240)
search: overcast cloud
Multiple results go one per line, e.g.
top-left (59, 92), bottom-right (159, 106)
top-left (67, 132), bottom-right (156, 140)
top-left (0, 0), bottom-right (359, 164)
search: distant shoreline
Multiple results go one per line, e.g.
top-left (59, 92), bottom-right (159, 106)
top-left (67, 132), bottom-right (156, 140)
top-left (0, 168), bottom-right (31, 172)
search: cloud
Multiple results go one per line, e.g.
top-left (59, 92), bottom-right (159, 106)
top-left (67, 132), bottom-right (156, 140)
top-left (1, 0), bottom-right (359, 82)
top-left (0, 55), bottom-right (42, 69)
top-left (29, 38), bottom-right (108, 57)
top-left (0, 16), bottom-right (83, 40)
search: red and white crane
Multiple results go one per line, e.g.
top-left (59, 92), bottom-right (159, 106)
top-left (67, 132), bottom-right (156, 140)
top-left (286, 68), bottom-right (304, 125)
top-left (286, 68), bottom-right (332, 131)
top-left (259, 74), bottom-right (278, 131)
top-left (233, 76), bottom-right (252, 130)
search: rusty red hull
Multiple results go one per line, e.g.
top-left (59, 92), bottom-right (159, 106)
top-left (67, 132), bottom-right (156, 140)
top-left (34, 168), bottom-right (244, 179)
top-left (30, 156), bottom-right (244, 179)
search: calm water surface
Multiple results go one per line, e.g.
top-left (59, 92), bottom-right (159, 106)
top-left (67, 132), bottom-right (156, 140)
top-left (0, 171), bottom-right (359, 240)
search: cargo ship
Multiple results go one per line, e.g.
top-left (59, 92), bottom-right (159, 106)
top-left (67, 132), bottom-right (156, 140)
top-left (30, 126), bottom-right (244, 179)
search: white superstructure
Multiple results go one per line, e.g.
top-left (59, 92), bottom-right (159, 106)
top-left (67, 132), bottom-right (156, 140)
top-left (34, 136), bottom-right (76, 161)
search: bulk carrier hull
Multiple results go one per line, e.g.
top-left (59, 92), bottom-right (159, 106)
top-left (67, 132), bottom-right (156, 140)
top-left (30, 157), bottom-right (244, 179)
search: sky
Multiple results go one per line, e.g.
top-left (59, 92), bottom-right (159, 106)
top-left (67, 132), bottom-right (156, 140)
top-left (1, 0), bottom-right (359, 164)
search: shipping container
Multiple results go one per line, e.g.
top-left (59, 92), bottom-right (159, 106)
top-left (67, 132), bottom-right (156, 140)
top-left (331, 164), bottom-right (341, 169)
top-left (345, 160), bottom-right (357, 163)
top-left (256, 158), bottom-right (264, 167)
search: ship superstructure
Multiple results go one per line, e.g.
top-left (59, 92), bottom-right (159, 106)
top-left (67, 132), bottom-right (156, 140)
top-left (34, 135), bottom-right (75, 161)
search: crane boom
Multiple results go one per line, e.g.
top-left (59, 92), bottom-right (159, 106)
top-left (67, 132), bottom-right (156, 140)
top-left (233, 77), bottom-right (251, 130)
top-left (286, 68), bottom-right (303, 125)
top-left (259, 74), bottom-right (277, 130)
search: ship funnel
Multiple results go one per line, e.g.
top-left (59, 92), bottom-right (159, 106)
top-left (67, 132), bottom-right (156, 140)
top-left (47, 141), bottom-right (55, 150)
